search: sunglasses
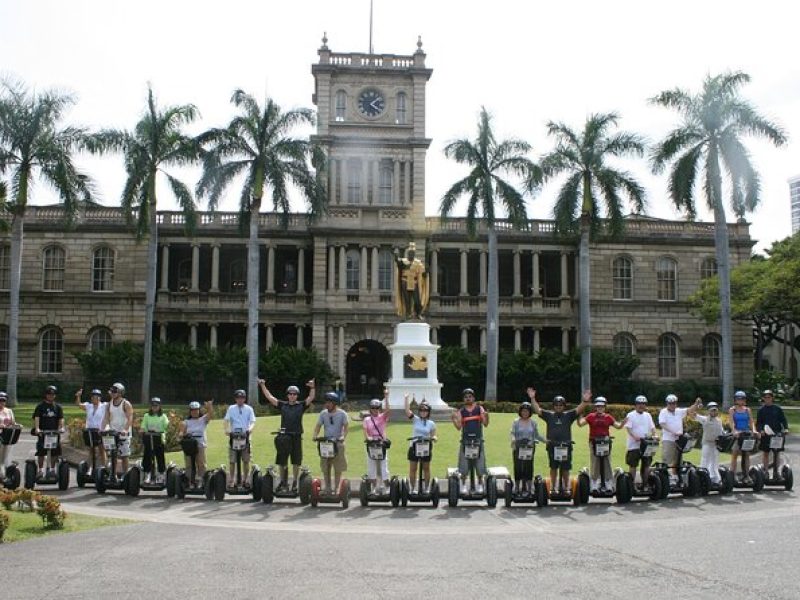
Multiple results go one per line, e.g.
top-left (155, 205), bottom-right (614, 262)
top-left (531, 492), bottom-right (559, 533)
top-left (287, 392), bottom-right (298, 396)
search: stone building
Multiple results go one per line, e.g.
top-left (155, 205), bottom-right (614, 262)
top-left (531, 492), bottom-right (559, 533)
top-left (0, 39), bottom-right (755, 396)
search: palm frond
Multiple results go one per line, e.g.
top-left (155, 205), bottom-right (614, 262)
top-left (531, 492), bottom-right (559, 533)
top-left (552, 171), bottom-right (582, 235)
top-left (163, 172), bottom-right (197, 233)
top-left (650, 127), bottom-right (703, 174)
top-left (666, 143), bottom-right (703, 217)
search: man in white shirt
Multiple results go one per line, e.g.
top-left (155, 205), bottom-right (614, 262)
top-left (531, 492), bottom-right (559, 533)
top-left (658, 394), bottom-right (688, 478)
top-left (223, 389), bottom-right (256, 488)
top-left (624, 395), bottom-right (657, 486)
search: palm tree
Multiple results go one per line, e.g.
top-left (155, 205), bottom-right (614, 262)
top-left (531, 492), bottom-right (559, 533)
top-left (541, 113), bottom-right (646, 393)
top-left (651, 72), bottom-right (786, 408)
top-left (89, 86), bottom-right (200, 403)
top-left (0, 81), bottom-right (92, 406)
top-left (440, 107), bottom-right (540, 402)
top-left (197, 90), bottom-right (326, 402)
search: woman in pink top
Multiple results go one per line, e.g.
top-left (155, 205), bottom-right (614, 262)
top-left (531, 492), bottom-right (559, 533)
top-left (363, 390), bottom-right (391, 488)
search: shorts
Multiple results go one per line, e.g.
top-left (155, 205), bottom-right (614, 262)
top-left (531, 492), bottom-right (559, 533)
top-left (407, 444), bottom-right (432, 463)
top-left (625, 449), bottom-right (653, 469)
top-left (228, 445), bottom-right (251, 463)
top-left (661, 440), bottom-right (678, 466)
top-left (546, 444), bottom-right (572, 470)
top-left (320, 441), bottom-right (347, 472)
top-left (35, 439), bottom-right (62, 457)
top-left (275, 434), bottom-right (303, 466)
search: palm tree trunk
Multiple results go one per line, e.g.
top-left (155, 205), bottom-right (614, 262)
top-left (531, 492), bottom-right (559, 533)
top-left (713, 203), bottom-right (734, 409)
top-left (485, 224), bottom-right (499, 402)
top-left (579, 213), bottom-right (592, 393)
top-left (6, 213), bottom-right (24, 406)
top-left (140, 192), bottom-right (158, 404)
top-left (246, 198), bottom-right (262, 403)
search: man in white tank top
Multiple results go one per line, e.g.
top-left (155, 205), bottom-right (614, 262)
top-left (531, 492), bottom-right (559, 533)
top-left (103, 382), bottom-right (133, 474)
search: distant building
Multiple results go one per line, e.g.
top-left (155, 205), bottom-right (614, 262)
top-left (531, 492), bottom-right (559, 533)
top-left (790, 175), bottom-right (800, 234)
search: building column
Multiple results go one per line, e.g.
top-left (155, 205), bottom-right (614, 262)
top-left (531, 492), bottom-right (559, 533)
top-left (371, 246), bottom-right (379, 291)
top-left (560, 251), bottom-right (569, 298)
top-left (360, 246), bottom-right (368, 291)
top-left (328, 245), bottom-right (336, 291)
top-left (393, 160), bottom-right (400, 204)
top-left (362, 160), bottom-right (369, 205)
top-left (266, 244), bottom-right (275, 293)
top-left (209, 323), bottom-right (218, 349)
top-left (430, 248), bottom-right (438, 295)
top-left (327, 326), bottom-right (334, 369)
top-left (514, 327), bottom-right (522, 351)
top-left (479, 251), bottom-right (487, 296)
top-left (338, 326), bottom-right (345, 378)
top-left (190, 243), bottom-right (200, 292)
top-left (460, 250), bottom-right (468, 296)
top-left (211, 244), bottom-right (220, 292)
top-left (266, 324), bottom-right (274, 350)
top-left (338, 246), bottom-right (347, 291)
top-left (562, 328), bottom-right (570, 353)
top-left (296, 325), bottom-right (304, 349)
top-left (533, 328), bottom-right (541, 352)
top-left (532, 250), bottom-right (540, 297)
top-left (404, 160), bottom-right (411, 204)
top-left (460, 327), bottom-right (469, 350)
top-left (329, 158), bottom-right (337, 204)
top-left (189, 323), bottom-right (198, 349)
top-left (158, 323), bottom-right (167, 343)
top-left (297, 247), bottom-right (305, 294)
top-left (480, 327), bottom-right (487, 354)
top-left (513, 250), bottom-right (521, 297)
top-left (159, 244), bottom-right (169, 291)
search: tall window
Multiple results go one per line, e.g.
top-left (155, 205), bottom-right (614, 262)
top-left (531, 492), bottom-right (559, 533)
top-left (92, 246), bottom-right (114, 291)
top-left (612, 256), bottom-right (632, 300)
top-left (42, 245), bottom-right (66, 291)
top-left (656, 257), bottom-right (677, 301)
top-left (0, 245), bottom-right (9, 290)
top-left (347, 161), bottom-right (362, 203)
top-left (378, 249), bottom-right (393, 291)
top-left (379, 164), bottom-right (393, 204)
top-left (345, 249), bottom-right (360, 290)
top-left (40, 327), bottom-right (63, 374)
top-left (177, 259), bottom-right (191, 292)
top-left (702, 334), bottom-right (721, 377)
top-left (0, 325), bottom-right (8, 373)
top-left (335, 90), bottom-right (346, 121)
top-left (613, 332), bottom-right (636, 356)
top-left (658, 334), bottom-right (678, 378)
top-left (700, 257), bottom-right (718, 279)
top-left (229, 260), bottom-right (246, 292)
top-left (89, 327), bottom-right (113, 351)
top-left (395, 92), bottom-right (407, 124)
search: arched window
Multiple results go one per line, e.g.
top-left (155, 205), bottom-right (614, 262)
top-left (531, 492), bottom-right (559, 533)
top-left (0, 245), bottom-right (9, 290)
top-left (613, 332), bottom-right (636, 356)
top-left (335, 90), bottom-right (346, 121)
top-left (92, 246), bottom-right (114, 291)
top-left (378, 249), bottom-right (393, 291)
top-left (345, 249), bottom-right (360, 290)
top-left (42, 245), bottom-right (65, 291)
top-left (347, 160), bottom-right (362, 203)
top-left (656, 257), bottom-right (677, 301)
top-left (658, 334), bottom-right (679, 378)
top-left (229, 259), bottom-right (246, 292)
top-left (40, 327), bottom-right (63, 374)
top-left (88, 327), bottom-right (113, 352)
top-left (702, 334), bottom-right (721, 377)
top-left (0, 325), bottom-right (8, 373)
top-left (177, 259), bottom-right (191, 292)
top-left (612, 256), bottom-right (632, 300)
top-left (378, 163), bottom-right (393, 204)
top-left (395, 92), bottom-right (407, 124)
top-left (701, 257), bottom-right (718, 279)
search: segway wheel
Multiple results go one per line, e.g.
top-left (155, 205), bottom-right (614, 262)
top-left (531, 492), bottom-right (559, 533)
top-left (24, 461), bottom-right (37, 490)
top-left (683, 468), bottom-right (699, 498)
top-left (697, 470), bottom-right (710, 496)
top-left (125, 466), bottom-right (141, 497)
top-left (176, 473), bottom-right (187, 500)
top-left (750, 467), bottom-right (765, 492)
top-left (359, 479), bottom-right (369, 507)
top-left (400, 479), bottom-right (410, 507)
top-left (310, 478), bottom-right (321, 507)
top-left (251, 468), bottom-right (262, 502)
top-left (261, 472), bottom-right (274, 505)
top-left (535, 478), bottom-right (548, 507)
top-left (486, 475), bottom-right (497, 508)
top-left (658, 471), bottom-right (670, 499)
top-left (615, 473), bottom-right (630, 504)
top-left (213, 470), bottom-right (226, 502)
top-left (95, 467), bottom-right (108, 494)
top-left (340, 479), bottom-right (350, 509)
top-left (7, 464), bottom-right (21, 490)
top-left (166, 468), bottom-right (177, 498)
top-left (430, 479), bottom-right (440, 508)
top-left (447, 476), bottom-right (459, 508)
top-left (571, 477), bottom-right (581, 506)
top-left (298, 474), bottom-right (311, 505)
top-left (648, 473), bottom-right (662, 501)
top-left (504, 480), bottom-right (513, 508)
top-left (722, 468), bottom-right (735, 495)
top-left (390, 478), bottom-right (401, 508)
top-left (77, 461), bottom-right (89, 488)
top-left (782, 465), bottom-right (793, 491)
top-left (578, 472), bottom-right (591, 505)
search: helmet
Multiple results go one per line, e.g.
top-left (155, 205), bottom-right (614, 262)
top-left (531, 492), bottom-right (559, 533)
top-left (418, 401), bottom-right (431, 413)
top-left (233, 389), bottom-right (246, 398)
top-left (634, 395), bottom-right (648, 404)
top-left (369, 399), bottom-right (382, 409)
top-left (150, 397), bottom-right (162, 404)
top-left (665, 394), bottom-right (678, 404)
top-left (286, 385), bottom-right (300, 395)
top-left (462, 388), bottom-right (475, 398)
top-left (90, 388), bottom-right (102, 396)
top-left (518, 401), bottom-right (533, 416)
top-left (734, 390), bottom-right (747, 400)
top-left (189, 401), bottom-right (201, 410)
top-left (762, 389), bottom-right (774, 397)
top-left (0, 392), bottom-right (7, 401)
top-left (45, 385), bottom-right (57, 394)
top-left (594, 396), bottom-right (607, 405)
top-left (553, 395), bottom-right (566, 405)
top-left (110, 382), bottom-right (125, 394)
top-left (324, 391), bottom-right (340, 404)
top-left (706, 402), bottom-right (719, 410)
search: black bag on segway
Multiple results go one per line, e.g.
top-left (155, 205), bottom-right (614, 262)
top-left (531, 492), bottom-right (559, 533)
top-left (1, 426), bottom-right (21, 445)
top-left (715, 434), bottom-right (734, 453)
top-left (675, 434), bottom-right (692, 452)
top-left (82, 429), bottom-right (101, 447)
top-left (180, 437), bottom-right (199, 457)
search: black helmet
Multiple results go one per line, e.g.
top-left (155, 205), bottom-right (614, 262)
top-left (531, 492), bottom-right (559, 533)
top-left (518, 401), bottom-right (533, 416)
top-left (324, 391), bottom-right (339, 404)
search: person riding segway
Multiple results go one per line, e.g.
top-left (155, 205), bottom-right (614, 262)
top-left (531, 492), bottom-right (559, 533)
top-left (728, 390), bottom-right (764, 492)
top-left (504, 391), bottom-right (547, 507)
top-left (140, 397), bottom-right (172, 492)
top-left (74, 388), bottom-right (108, 488)
top-left (401, 394), bottom-right (439, 507)
top-left (756, 390), bottom-right (792, 491)
top-left (0, 392), bottom-right (22, 489)
top-left (359, 391), bottom-right (399, 507)
top-left (223, 389), bottom-right (260, 500)
top-left (689, 399), bottom-right (734, 495)
top-left (24, 385), bottom-right (69, 491)
top-left (577, 396), bottom-right (630, 504)
top-left (448, 388), bottom-right (496, 507)
top-left (258, 378), bottom-right (315, 504)
top-left (623, 396), bottom-right (662, 500)
top-left (170, 400), bottom-right (221, 500)
top-left (310, 391), bottom-right (351, 508)
top-left (653, 394), bottom-right (700, 498)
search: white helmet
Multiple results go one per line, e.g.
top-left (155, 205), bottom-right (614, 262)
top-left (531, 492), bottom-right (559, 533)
top-left (665, 394), bottom-right (678, 404)
top-left (111, 382), bottom-right (126, 394)
top-left (189, 401), bottom-right (201, 410)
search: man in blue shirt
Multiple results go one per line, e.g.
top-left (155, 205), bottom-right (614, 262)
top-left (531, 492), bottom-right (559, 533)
top-left (223, 389), bottom-right (256, 489)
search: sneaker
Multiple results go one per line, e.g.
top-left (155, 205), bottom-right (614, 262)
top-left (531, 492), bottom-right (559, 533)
top-left (290, 481), bottom-right (298, 493)
top-left (275, 481), bottom-right (288, 493)
top-left (144, 474), bottom-right (152, 484)
top-left (475, 483), bottom-right (484, 495)
top-left (460, 482), bottom-right (468, 495)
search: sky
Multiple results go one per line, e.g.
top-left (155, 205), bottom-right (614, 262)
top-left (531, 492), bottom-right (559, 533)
top-left (1, 0), bottom-right (798, 252)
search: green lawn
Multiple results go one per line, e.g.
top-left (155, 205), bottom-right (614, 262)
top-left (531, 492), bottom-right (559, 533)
top-left (1, 510), bottom-right (132, 544)
top-left (165, 412), bottom-right (702, 479)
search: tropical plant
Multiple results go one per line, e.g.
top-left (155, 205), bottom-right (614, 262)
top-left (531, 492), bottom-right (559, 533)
top-left (197, 90), bottom-right (326, 401)
top-left (0, 80), bottom-right (93, 406)
top-left (440, 107), bottom-right (541, 401)
top-left (541, 112), bottom-right (645, 392)
top-left (87, 85), bottom-right (200, 402)
top-left (650, 72), bottom-right (786, 407)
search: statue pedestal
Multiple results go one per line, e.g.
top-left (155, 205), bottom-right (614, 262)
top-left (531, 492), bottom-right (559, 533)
top-left (385, 321), bottom-right (448, 410)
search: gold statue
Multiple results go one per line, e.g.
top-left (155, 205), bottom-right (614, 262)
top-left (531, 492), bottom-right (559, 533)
top-left (394, 242), bottom-right (430, 320)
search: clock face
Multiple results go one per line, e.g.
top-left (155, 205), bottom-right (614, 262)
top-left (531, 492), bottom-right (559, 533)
top-left (357, 88), bottom-right (385, 117)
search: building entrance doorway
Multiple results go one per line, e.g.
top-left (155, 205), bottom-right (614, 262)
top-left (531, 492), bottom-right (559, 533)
top-left (346, 339), bottom-right (390, 399)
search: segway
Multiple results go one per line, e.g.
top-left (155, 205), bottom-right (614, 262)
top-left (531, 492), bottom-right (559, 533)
top-left (652, 434), bottom-right (700, 498)
top-left (359, 439), bottom-right (400, 507)
top-left (628, 437), bottom-right (664, 501)
top-left (759, 430), bottom-right (793, 491)
top-left (729, 431), bottom-right (765, 492)
top-left (503, 439), bottom-right (546, 508)
top-left (0, 424), bottom-right (22, 489)
top-left (220, 430), bottom-right (261, 501)
top-left (400, 437), bottom-right (440, 508)
top-left (168, 435), bottom-right (224, 501)
top-left (138, 430), bottom-right (175, 494)
top-left (24, 430), bottom-right (70, 491)
top-left (76, 428), bottom-right (102, 488)
top-left (541, 441), bottom-right (582, 506)
top-left (447, 433), bottom-right (497, 508)
top-left (578, 436), bottom-right (632, 504)
top-left (259, 430), bottom-right (312, 505)
top-left (309, 437), bottom-right (350, 508)
top-left (94, 430), bottom-right (141, 496)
